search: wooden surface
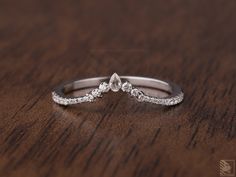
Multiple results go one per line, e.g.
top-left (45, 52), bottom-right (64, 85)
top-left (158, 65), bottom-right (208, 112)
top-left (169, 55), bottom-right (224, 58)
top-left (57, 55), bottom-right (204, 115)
top-left (0, 0), bottom-right (236, 177)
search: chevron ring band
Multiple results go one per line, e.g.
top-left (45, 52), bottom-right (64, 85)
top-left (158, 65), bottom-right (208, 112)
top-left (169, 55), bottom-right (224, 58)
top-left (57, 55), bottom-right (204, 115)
top-left (52, 73), bottom-right (184, 106)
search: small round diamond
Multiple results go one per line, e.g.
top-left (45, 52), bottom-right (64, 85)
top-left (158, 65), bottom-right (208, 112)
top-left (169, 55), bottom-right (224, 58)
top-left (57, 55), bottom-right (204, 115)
top-left (71, 98), bottom-right (77, 104)
top-left (99, 82), bottom-right (110, 92)
top-left (76, 98), bottom-right (82, 103)
top-left (131, 88), bottom-right (145, 101)
top-left (137, 94), bottom-right (145, 102)
top-left (169, 100), bottom-right (175, 105)
top-left (121, 82), bottom-right (132, 92)
top-left (91, 89), bottom-right (102, 97)
top-left (85, 94), bottom-right (94, 102)
top-left (64, 99), bottom-right (69, 105)
top-left (130, 88), bottom-right (140, 97)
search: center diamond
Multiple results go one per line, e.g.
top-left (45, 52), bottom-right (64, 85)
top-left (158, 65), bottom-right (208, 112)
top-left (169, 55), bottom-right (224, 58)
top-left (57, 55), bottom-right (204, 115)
top-left (109, 73), bottom-right (122, 92)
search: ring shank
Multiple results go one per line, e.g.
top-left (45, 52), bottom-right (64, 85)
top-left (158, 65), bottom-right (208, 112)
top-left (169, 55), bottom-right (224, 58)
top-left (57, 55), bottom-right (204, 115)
top-left (53, 76), bottom-right (184, 106)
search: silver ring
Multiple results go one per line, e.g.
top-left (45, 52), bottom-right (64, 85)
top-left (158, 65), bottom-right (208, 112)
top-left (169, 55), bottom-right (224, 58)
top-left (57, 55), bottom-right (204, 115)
top-left (52, 73), bottom-right (184, 106)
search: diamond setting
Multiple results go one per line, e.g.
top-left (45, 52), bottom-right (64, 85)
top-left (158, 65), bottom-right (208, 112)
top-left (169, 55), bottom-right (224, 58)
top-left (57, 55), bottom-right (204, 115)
top-left (121, 82), bottom-right (132, 92)
top-left (99, 82), bottom-right (110, 92)
top-left (130, 88), bottom-right (145, 102)
top-left (130, 88), bottom-right (140, 97)
top-left (91, 88), bottom-right (102, 97)
top-left (109, 73), bottom-right (122, 92)
top-left (85, 94), bottom-right (94, 102)
top-left (137, 92), bottom-right (145, 102)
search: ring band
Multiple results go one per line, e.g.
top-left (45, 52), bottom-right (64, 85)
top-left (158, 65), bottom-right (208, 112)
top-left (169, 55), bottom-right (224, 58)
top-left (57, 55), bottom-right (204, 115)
top-left (52, 73), bottom-right (184, 106)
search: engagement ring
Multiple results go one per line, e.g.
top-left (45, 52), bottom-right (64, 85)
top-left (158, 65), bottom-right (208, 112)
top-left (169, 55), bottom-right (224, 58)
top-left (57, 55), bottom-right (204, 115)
top-left (52, 73), bottom-right (184, 106)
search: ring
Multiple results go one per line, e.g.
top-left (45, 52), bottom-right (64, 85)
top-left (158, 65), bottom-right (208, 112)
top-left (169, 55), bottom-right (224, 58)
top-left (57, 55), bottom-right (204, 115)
top-left (52, 73), bottom-right (184, 106)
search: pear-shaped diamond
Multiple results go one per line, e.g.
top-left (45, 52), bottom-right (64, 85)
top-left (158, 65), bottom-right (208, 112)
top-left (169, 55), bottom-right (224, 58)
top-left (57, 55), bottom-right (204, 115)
top-left (109, 73), bottom-right (122, 92)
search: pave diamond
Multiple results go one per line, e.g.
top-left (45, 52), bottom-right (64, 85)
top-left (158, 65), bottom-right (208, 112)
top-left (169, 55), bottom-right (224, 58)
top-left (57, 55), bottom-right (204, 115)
top-left (121, 82), bottom-right (132, 92)
top-left (91, 88), bottom-right (102, 97)
top-left (85, 94), bottom-right (94, 102)
top-left (109, 73), bottom-right (121, 92)
top-left (99, 82), bottom-right (110, 92)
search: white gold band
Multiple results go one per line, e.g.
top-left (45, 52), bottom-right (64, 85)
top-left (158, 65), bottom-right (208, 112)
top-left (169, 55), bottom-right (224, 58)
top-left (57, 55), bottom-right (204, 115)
top-left (52, 73), bottom-right (184, 106)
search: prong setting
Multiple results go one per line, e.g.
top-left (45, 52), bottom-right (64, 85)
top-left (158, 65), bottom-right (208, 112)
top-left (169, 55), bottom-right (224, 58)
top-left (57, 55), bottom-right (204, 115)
top-left (121, 81), bottom-right (132, 92)
top-left (99, 82), bottom-right (110, 93)
top-left (109, 73), bottom-right (122, 92)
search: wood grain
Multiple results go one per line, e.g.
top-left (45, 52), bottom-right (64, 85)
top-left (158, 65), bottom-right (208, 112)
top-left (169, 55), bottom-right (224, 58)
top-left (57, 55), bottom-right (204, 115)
top-left (0, 0), bottom-right (236, 177)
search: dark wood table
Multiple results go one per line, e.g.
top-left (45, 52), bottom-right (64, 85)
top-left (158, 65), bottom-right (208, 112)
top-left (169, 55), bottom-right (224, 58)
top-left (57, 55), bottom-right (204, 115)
top-left (0, 0), bottom-right (235, 177)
